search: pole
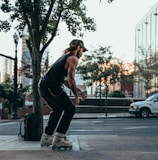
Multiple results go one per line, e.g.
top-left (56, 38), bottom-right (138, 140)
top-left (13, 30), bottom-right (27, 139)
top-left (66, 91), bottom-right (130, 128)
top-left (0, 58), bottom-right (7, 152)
top-left (11, 33), bottom-right (19, 119)
top-left (105, 84), bottom-right (108, 117)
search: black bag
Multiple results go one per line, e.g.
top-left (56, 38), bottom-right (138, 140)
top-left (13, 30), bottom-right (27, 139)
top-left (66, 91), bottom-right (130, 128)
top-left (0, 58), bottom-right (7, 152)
top-left (18, 113), bottom-right (42, 141)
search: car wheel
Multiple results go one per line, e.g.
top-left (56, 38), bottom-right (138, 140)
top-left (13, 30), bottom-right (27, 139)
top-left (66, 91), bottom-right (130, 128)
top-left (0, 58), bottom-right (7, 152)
top-left (140, 108), bottom-right (150, 118)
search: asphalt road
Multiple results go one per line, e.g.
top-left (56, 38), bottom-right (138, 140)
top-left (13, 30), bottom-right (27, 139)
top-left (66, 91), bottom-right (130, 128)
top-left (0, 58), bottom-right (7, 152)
top-left (68, 117), bottom-right (158, 136)
top-left (0, 117), bottom-right (158, 137)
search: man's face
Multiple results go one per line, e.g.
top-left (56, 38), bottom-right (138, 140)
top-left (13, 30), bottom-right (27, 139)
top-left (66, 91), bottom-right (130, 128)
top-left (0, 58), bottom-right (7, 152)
top-left (76, 46), bottom-right (83, 59)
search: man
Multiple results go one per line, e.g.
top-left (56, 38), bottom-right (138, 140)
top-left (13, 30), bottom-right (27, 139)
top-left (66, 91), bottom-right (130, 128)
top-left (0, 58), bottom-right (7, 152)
top-left (38, 39), bottom-right (87, 150)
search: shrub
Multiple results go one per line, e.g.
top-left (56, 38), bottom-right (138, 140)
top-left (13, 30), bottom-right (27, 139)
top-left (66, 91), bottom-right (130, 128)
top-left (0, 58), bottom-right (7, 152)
top-left (108, 90), bottom-right (125, 98)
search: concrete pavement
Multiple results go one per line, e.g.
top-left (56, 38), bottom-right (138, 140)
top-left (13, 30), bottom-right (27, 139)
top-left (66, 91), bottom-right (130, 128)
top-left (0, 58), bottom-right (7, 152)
top-left (0, 135), bottom-right (80, 151)
top-left (0, 134), bottom-right (158, 160)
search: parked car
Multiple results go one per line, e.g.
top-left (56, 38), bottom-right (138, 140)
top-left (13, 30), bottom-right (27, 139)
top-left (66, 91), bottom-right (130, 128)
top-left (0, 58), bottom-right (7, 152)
top-left (129, 93), bottom-right (158, 118)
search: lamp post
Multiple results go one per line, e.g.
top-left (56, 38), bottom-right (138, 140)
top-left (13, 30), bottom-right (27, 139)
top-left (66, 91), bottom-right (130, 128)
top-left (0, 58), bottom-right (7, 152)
top-left (11, 32), bottom-right (19, 119)
top-left (105, 84), bottom-right (109, 117)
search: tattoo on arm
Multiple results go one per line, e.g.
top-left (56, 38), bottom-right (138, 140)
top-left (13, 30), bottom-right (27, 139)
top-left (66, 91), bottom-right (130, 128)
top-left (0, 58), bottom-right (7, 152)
top-left (68, 72), bottom-right (78, 97)
top-left (66, 57), bottom-right (79, 97)
top-left (72, 86), bottom-right (78, 97)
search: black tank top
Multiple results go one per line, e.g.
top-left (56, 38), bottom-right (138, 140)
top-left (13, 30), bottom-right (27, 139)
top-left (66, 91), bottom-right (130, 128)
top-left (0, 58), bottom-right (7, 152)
top-left (44, 52), bottom-right (72, 88)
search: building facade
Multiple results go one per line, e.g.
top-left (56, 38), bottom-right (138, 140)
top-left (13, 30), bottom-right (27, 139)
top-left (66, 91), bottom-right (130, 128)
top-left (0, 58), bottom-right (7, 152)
top-left (134, 2), bottom-right (158, 98)
top-left (0, 57), bottom-right (13, 83)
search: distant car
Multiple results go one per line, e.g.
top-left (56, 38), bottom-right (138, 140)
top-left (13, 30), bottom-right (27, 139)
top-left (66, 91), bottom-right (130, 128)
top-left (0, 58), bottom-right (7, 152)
top-left (129, 93), bottom-right (158, 118)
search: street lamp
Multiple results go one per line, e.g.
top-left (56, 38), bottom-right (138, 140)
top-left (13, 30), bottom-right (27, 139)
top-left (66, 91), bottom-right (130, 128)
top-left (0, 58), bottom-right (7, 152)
top-left (104, 84), bottom-right (109, 117)
top-left (11, 32), bottom-right (19, 119)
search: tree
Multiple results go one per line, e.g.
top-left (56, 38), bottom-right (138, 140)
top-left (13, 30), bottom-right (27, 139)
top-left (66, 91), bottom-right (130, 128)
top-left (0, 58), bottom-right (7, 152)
top-left (0, 78), bottom-right (26, 114)
top-left (77, 46), bottom-right (112, 81)
top-left (77, 46), bottom-right (135, 96)
top-left (78, 46), bottom-right (120, 96)
top-left (1, 0), bottom-right (114, 134)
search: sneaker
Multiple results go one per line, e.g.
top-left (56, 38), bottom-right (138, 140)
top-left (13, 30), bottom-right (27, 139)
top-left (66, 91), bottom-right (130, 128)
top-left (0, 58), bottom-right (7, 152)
top-left (40, 133), bottom-right (53, 147)
top-left (52, 132), bottom-right (72, 150)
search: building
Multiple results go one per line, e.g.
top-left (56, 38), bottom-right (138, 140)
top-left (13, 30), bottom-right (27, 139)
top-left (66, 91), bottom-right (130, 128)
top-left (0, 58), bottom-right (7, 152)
top-left (0, 56), bottom-right (13, 83)
top-left (134, 2), bottom-right (158, 98)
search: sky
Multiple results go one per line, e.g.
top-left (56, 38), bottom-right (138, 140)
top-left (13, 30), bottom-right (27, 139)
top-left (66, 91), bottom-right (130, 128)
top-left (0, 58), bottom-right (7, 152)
top-left (0, 0), bottom-right (158, 65)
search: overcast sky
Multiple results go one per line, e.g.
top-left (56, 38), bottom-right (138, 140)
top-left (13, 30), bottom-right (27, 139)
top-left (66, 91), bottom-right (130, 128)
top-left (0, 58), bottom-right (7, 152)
top-left (0, 0), bottom-right (158, 65)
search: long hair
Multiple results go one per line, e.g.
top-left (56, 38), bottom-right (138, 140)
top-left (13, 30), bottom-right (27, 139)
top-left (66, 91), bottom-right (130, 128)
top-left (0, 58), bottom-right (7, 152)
top-left (63, 39), bottom-right (87, 54)
top-left (63, 46), bottom-right (77, 54)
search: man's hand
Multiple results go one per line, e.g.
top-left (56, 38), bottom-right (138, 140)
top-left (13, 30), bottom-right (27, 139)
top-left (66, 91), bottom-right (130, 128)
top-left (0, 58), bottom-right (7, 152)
top-left (78, 90), bottom-right (87, 101)
top-left (73, 91), bottom-right (87, 105)
top-left (74, 96), bottom-right (80, 105)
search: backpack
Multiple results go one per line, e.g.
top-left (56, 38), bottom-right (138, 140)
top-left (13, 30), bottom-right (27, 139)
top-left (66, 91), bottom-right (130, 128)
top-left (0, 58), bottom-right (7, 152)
top-left (18, 113), bottom-right (42, 141)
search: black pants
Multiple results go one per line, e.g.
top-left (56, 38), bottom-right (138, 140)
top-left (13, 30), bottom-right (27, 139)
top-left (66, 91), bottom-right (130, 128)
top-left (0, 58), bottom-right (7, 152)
top-left (38, 79), bottom-right (75, 135)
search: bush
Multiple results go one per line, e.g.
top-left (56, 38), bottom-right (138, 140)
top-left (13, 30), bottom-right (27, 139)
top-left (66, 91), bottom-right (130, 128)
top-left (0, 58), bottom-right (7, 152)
top-left (108, 90), bottom-right (125, 98)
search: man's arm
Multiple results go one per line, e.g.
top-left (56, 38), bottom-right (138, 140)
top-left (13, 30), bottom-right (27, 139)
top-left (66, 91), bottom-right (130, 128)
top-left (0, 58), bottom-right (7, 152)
top-left (67, 57), bottom-right (78, 97)
top-left (64, 79), bottom-right (87, 100)
top-left (65, 56), bottom-right (80, 105)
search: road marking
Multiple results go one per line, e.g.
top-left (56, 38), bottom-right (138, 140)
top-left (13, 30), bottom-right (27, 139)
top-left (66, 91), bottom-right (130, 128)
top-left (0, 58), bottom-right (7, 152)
top-left (123, 126), bottom-right (149, 129)
top-left (0, 122), bottom-right (17, 126)
top-left (93, 121), bottom-right (104, 123)
top-left (143, 151), bottom-right (158, 154)
top-left (69, 129), bottom-right (113, 132)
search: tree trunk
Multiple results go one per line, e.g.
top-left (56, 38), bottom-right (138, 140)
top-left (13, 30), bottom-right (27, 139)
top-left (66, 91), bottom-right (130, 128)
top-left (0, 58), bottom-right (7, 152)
top-left (31, 48), bottom-right (43, 136)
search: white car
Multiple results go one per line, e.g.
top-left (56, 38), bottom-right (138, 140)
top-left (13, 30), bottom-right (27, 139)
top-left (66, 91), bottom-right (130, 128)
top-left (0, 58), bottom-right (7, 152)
top-left (129, 93), bottom-right (158, 118)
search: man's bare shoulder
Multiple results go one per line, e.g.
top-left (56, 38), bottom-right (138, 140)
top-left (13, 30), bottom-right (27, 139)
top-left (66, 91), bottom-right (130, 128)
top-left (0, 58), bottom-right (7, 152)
top-left (67, 56), bottom-right (78, 66)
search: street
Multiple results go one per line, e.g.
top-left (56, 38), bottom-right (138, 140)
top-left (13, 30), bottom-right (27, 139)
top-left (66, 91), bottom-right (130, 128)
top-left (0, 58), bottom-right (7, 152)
top-left (0, 117), bottom-right (158, 137)
top-left (69, 117), bottom-right (158, 136)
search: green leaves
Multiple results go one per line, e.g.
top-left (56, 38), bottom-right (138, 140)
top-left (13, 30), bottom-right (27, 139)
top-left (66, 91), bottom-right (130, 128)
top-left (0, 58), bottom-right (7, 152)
top-left (0, 20), bottom-right (11, 32)
top-left (77, 45), bottom-right (134, 87)
top-left (1, 0), bottom-right (12, 13)
top-left (0, 0), bottom-right (96, 37)
top-left (0, 79), bottom-right (26, 110)
top-left (61, 0), bottom-right (96, 37)
top-left (77, 46), bottom-right (115, 84)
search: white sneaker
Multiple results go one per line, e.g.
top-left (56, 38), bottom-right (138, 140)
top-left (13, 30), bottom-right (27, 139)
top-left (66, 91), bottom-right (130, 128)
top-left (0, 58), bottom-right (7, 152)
top-left (52, 132), bottom-right (72, 150)
top-left (40, 133), bottom-right (53, 147)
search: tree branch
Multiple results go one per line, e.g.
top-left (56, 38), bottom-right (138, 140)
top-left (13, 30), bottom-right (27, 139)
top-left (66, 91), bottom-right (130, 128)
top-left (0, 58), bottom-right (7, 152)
top-left (40, 0), bottom-right (56, 39)
top-left (40, 8), bottom-right (62, 55)
top-left (18, 0), bottom-right (33, 39)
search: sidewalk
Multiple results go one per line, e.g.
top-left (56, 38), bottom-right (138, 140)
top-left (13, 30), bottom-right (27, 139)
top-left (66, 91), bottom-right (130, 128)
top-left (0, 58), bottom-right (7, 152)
top-left (0, 135), bottom-right (80, 151)
top-left (0, 134), bottom-right (158, 160)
